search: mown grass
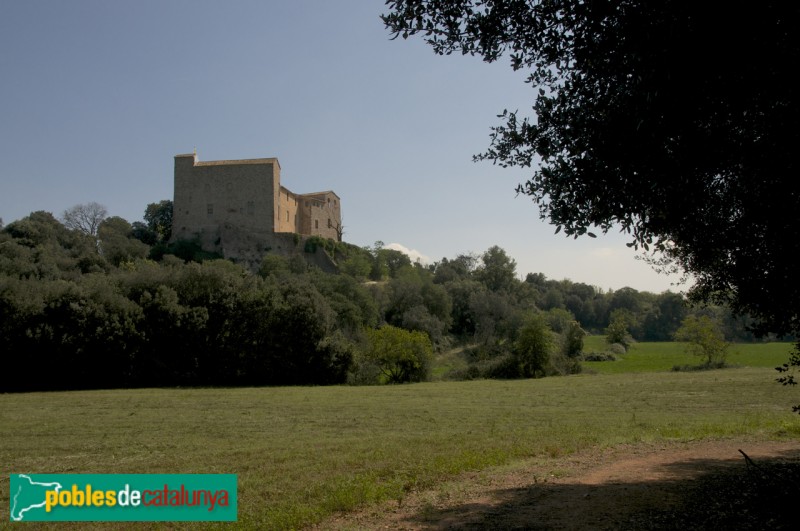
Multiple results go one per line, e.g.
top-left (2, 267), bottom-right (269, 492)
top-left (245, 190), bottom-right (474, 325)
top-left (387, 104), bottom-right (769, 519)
top-left (430, 345), bottom-right (471, 379)
top-left (582, 336), bottom-right (794, 374)
top-left (2, 366), bottom-right (799, 529)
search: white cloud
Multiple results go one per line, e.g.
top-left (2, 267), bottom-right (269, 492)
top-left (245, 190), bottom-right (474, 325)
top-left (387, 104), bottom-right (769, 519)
top-left (385, 243), bottom-right (432, 265)
top-left (590, 247), bottom-right (616, 258)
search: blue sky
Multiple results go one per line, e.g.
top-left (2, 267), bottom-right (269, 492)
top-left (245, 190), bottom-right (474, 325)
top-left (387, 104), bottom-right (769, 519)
top-left (0, 1), bottom-right (686, 293)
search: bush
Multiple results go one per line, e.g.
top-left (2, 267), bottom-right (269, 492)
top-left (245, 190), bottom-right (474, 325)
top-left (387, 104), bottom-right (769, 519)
top-left (481, 354), bottom-right (523, 379)
top-left (514, 313), bottom-right (553, 378)
top-left (608, 342), bottom-right (628, 355)
top-left (674, 315), bottom-right (730, 366)
top-left (547, 351), bottom-right (583, 376)
top-left (606, 309), bottom-right (635, 349)
top-left (442, 364), bottom-right (483, 381)
top-left (362, 325), bottom-right (433, 383)
top-left (671, 361), bottom-right (729, 372)
top-left (347, 354), bottom-right (384, 385)
top-left (582, 352), bottom-right (619, 362)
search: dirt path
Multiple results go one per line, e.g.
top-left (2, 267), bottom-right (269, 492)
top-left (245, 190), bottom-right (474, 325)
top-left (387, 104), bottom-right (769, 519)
top-left (319, 437), bottom-right (799, 530)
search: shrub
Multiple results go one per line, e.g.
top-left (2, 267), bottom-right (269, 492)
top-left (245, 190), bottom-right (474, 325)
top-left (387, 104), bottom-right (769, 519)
top-left (608, 343), bottom-right (627, 356)
top-left (548, 351), bottom-right (583, 376)
top-left (442, 364), bottom-right (483, 381)
top-left (513, 313), bottom-right (553, 378)
top-left (561, 320), bottom-right (587, 358)
top-left (582, 352), bottom-right (618, 362)
top-left (606, 308), bottom-right (635, 349)
top-left (481, 354), bottom-right (523, 379)
top-left (674, 315), bottom-right (730, 366)
top-left (347, 358), bottom-right (383, 385)
top-left (362, 325), bottom-right (433, 383)
top-left (671, 361), bottom-right (729, 372)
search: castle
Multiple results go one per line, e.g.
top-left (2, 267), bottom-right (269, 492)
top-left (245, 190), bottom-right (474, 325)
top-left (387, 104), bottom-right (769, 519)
top-left (171, 151), bottom-right (342, 268)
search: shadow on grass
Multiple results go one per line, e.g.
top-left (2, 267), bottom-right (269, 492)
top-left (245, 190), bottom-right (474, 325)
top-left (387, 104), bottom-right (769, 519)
top-left (402, 449), bottom-right (800, 530)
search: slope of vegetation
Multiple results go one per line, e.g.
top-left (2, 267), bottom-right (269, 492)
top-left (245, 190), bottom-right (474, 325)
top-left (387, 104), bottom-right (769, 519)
top-left (2, 205), bottom-right (793, 392)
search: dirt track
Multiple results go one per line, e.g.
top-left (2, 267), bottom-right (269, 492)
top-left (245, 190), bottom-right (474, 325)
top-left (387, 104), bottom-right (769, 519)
top-left (319, 437), bottom-right (800, 530)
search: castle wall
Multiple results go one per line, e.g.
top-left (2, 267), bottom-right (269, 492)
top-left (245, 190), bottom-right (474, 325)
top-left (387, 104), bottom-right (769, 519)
top-left (277, 186), bottom-right (300, 234)
top-left (299, 191), bottom-right (341, 240)
top-left (173, 153), bottom-right (280, 241)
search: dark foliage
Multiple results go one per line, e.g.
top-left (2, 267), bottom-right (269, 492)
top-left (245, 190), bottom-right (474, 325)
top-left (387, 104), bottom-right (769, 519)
top-left (1, 207), bottom-right (782, 392)
top-left (383, 1), bottom-right (800, 341)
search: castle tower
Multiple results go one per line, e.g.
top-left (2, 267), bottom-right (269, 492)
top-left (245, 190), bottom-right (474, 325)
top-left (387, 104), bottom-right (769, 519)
top-left (172, 152), bottom-right (281, 242)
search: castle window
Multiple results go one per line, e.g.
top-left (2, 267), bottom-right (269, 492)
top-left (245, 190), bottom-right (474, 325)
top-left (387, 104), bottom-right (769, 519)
top-left (315, 220), bottom-right (319, 229)
top-left (286, 211), bottom-right (289, 222)
top-left (328, 218), bottom-right (332, 228)
top-left (207, 203), bottom-right (214, 216)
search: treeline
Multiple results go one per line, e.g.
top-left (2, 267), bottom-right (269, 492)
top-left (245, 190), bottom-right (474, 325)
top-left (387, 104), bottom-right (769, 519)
top-left (0, 207), bottom-right (765, 391)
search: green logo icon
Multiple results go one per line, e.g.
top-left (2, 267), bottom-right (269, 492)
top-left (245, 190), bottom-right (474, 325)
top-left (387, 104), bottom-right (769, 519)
top-left (9, 474), bottom-right (237, 522)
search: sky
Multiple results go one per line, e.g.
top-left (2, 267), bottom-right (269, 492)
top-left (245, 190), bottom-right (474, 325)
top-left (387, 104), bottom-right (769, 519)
top-left (0, 0), bottom-right (687, 294)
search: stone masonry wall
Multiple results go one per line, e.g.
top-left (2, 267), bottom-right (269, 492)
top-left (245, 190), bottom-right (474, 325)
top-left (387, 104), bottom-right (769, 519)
top-left (172, 153), bottom-right (280, 241)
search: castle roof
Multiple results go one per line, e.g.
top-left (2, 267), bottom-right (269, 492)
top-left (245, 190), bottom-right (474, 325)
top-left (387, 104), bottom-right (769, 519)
top-left (175, 153), bottom-right (281, 169)
top-left (298, 190), bottom-right (341, 200)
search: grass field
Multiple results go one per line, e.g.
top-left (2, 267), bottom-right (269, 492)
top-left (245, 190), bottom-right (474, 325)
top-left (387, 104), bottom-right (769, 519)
top-left (3, 354), bottom-right (800, 529)
top-left (582, 336), bottom-right (794, 373)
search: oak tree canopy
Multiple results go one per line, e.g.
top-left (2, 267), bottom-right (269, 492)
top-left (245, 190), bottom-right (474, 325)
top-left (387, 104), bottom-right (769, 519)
top-left (383, 1), bottom-right (800, 338)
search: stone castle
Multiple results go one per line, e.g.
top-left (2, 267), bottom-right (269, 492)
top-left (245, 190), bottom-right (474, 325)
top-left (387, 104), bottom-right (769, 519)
top-left (172, 151), bottom-right (342, 268)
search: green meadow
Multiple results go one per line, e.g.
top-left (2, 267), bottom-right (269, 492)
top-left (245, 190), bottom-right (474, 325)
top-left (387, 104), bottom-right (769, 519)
top-left (2, 342), bottom-right (799, 529)
top-left (583, 336), bottom-right (793, 373)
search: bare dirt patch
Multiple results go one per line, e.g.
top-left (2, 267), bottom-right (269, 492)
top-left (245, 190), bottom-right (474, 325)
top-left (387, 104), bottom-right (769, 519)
top-left (318, 437), bottom-right (799, 530)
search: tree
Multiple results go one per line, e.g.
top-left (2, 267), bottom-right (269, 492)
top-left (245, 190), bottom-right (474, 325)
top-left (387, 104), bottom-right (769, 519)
top-left (369, 242), bottom-right (412, 280)
top-left (561, 319), bottom-right (586, 359)
top-left (641, 292), bottom-right (688, 341)
top-left (333, 219), bottom-right (345, 242)
top-left (605, 308), bottom-right (634, 351)
top-left (382, 2), bottom-right (800, 342)
top-left (130, 221), bottom-right (158, 246)
top-left (433, 253), bottom-right (479, 284)
top-left (475, 245), bottom-right (517, 292)
top-left (363, 325), bottom-right (433, 383)
top-left (776, 345), bottom-right (800, 414)
top-left (3, 211), bottom-right (103, 276)
top-left (674, 315), bottom-right (730, 367)
top-left (61, 202), bottom-right (107, 237)
top-left (514, 312), bottom-right (552, 378)
top-left (544, 307), bottom-right (574, 334)
top-left (143, 200), bottom-right (173, 243)
top-left (97, 216), bottom-right (149, 266)
top-left (339, 252), bottom-right (372, 279)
